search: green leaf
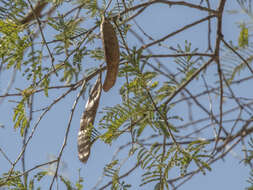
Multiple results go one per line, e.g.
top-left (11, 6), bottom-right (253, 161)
top-left (238, 23), bottom-right (248, 48)
top-left (42, 76), bottom-right (50, 97)
top-left (13, 98), bottom-right (29, 136)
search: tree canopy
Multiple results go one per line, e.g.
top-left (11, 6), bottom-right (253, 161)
top-left (0, 0), bottom-right (253, 190)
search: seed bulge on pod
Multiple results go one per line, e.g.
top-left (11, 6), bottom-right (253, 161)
top-left (100, 16), bottom-right (120, 92)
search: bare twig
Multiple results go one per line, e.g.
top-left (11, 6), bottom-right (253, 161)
top-left (49, 79), bottom-right (87, 189)
top-left (98, 162), bottom-right (140, 190)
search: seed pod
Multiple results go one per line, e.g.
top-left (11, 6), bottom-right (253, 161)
top-left (78, 74), bottom-right (102, 163)
top-left (100, 16), bottom-right (120, 92)
top-left (20, 0), bottom-right (48, 24)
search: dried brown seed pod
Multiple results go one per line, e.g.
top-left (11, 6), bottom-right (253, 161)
top-left (20, 0), bottom-right (48, 24)
top-left (78, 74), bottom-right (102, 163)
top-left (100, 16), bottom-right (120, 92)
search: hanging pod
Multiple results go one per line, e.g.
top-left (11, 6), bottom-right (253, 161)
top-left (20, 0), bottom-right (48, 24)
top-left (100, 16), bottom-right (120, 92)
top-left (78, 73), bottom-right (102, 163)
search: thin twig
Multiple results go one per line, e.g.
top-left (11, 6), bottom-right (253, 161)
top-left (49, 79), bottom-right (87, 189)
top-left (140, 15), bottom-right (215, 50)
top-left (98, 162), bottom-right (140, 190)
top-left (222, 38), bottom-right (253, 74)
top-left (26, 0), bottom-right (58, 76)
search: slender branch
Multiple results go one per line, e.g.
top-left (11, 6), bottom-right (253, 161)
top-left (212, 0), bottom-right (227, 154)
top-left (140, 15), bottom-right (215, 50)
top-left (4, 84), bottom-right (78, 184)
top-left (163, 57), bottom-right (214, 106)
top-left (1, 160), bottom-right (57, 181)
top-left (142, 53), bottom-right (213, 58)
top-left (26, 0), bottom-right (57, 76)
top-left (98, 163), bottom-right (140, 190)
top-left (49, 79), bottom-right (87, 189)
top-left (120, 0), bottom-right (217, 16)
top-left (0, 147), bottom-right (13, 165)
top-left (222, 38), bottom-right (253, 74)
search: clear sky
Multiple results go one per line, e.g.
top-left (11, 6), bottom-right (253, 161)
top-left (0, 0), bottom-right (251, 189)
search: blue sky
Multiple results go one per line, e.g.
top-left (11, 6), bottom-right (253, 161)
top-left (0, 0), bottom-right (252, 189)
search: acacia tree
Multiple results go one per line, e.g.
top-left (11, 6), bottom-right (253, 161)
top-left (0, 0), bottom-right (253, 189)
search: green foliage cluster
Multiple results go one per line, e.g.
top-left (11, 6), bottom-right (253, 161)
top-left (0, 170), bottom-right (83, 190)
